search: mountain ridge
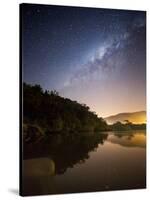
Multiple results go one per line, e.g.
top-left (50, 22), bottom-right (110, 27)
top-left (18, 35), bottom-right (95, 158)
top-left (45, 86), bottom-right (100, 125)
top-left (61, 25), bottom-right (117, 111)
top-left (104, 111), bottom-right (146, 124)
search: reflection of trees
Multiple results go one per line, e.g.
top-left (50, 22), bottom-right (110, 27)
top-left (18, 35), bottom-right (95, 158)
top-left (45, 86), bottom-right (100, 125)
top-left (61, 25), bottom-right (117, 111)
top-left (108, 131), bottom-right (146, 148)
top-left (51, 133), bottom-right (108, 174)
top-left (23, 133), bottom-right (108, 175)
top-left (114, 131), bottom-right (134, 139)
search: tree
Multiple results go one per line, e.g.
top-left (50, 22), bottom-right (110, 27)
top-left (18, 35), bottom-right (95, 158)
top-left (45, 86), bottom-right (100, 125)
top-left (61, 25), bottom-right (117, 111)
top-left (23, 82), bottom-right (109, 135)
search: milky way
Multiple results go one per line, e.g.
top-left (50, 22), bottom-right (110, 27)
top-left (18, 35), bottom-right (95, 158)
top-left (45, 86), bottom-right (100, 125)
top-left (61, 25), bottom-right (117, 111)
top-left (22, 4), bottom-right (146, 117)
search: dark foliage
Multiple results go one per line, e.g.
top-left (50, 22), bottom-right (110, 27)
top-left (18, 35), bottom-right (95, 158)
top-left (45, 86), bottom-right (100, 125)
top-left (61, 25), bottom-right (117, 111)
top-left (111, 120), bottom-right (146, 131)
top-left (23, 82), bottom-right (108, 136)
top-left (23, 83), bottom-right (146, 143)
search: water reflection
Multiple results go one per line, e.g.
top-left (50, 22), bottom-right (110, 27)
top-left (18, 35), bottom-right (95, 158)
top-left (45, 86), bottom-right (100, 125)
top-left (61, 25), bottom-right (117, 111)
top-left (22, 130), bottom-right (146, 196)
top-left (107, 131), bottom-right (146, 148)
top-left (24, 132), bottom-right (108, 174)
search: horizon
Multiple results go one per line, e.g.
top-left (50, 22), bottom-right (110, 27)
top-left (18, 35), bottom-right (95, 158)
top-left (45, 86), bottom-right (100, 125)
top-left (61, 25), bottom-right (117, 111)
top-left (23, 81), bottom-right (146, 121)
top-left (22, 4), bottom-right (146, 118)
top-left (104, 110), bottom-right (146, 118)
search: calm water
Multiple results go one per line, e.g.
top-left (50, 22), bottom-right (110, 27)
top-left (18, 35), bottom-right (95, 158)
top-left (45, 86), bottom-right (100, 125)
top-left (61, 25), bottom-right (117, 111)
top-left (22, 130), bottom-right (146, 196)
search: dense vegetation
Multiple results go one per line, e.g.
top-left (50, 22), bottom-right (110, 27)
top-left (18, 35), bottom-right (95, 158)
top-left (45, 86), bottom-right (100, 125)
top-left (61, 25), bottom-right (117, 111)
top-left (111, 120), bottom-right (146, 131)
top-left (23, 83), bottom-right (146, 143)
top-left (23, 83), bottom-right (108, 141)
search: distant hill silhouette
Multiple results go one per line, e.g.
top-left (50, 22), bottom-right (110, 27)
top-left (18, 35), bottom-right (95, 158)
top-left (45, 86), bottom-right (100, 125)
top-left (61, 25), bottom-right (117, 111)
top-left (104, 111), bottom-right (146, 124)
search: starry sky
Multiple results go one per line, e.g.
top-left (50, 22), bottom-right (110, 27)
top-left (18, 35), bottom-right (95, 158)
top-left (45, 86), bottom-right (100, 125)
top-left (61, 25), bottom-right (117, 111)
top-left (21, 4), bottom-right (146, 117)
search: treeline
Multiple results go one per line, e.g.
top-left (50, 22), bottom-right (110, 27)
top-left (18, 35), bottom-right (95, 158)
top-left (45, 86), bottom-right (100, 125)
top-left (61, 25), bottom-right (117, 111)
top-left (23, 83), bottom-right (146, 142)
top-left (23, 82), bottom-right (108, 139)
top-left (111, 121), bottom-right (146, 131)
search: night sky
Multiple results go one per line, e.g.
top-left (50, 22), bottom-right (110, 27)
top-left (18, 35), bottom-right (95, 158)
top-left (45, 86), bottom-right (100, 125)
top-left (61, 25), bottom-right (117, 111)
top-left (22, 4), bottom-right (146, 117)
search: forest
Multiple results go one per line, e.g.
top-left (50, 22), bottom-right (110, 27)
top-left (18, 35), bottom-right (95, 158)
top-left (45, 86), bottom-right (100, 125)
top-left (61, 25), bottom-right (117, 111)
top-left (23, 83), bottom-right (146, 143)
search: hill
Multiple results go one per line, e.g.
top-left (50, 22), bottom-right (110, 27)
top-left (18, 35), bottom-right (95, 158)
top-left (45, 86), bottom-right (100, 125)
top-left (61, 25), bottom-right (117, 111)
top-left (23, 83), bottom-right (108, 142)
top-left (104, 111), bottom-right (146, 125)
